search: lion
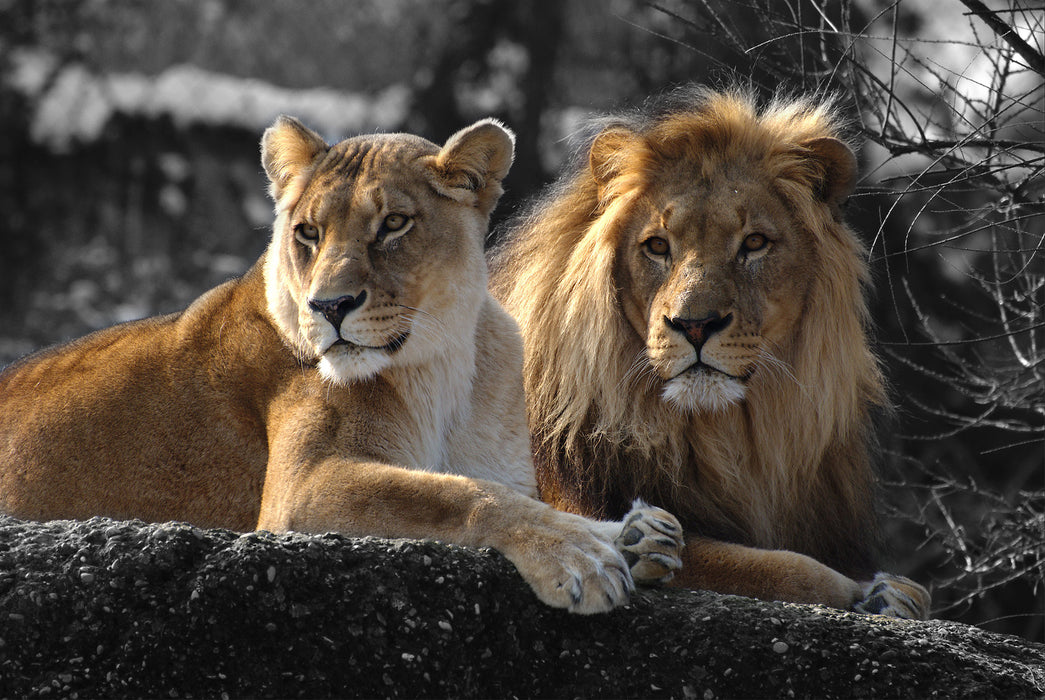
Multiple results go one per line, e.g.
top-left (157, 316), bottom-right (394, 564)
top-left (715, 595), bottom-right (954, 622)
top-left (0, 116), bottom-right (684, 614)
top-left (489, 87), bottom-right (930, 619)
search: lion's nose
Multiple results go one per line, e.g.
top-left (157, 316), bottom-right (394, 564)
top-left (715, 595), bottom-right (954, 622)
top-left (666, 312), bottom-right (732, 351)
top-left (309, 291), bottom-right (368, 330)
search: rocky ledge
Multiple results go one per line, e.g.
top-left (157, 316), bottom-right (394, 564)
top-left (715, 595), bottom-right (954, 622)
top-left (0, 516), bottom-right (1042, 699)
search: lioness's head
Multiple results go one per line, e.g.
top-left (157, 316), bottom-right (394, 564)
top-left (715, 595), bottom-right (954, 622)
top-left (261, 117), bottom-right (514, 384)
top-left (586, 91), bottom-right (861, 413)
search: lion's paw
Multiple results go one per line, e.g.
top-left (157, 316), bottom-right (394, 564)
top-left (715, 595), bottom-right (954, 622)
top-left (613, 499), bottom-right (684, 585)
top-left (853, 572), bottom-right (930, 620)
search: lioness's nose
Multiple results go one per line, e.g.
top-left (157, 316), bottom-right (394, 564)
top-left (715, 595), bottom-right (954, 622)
top-left (666, 312), bottom-right (732, 351)
top-left (309, 291), bottom-right (368, 330)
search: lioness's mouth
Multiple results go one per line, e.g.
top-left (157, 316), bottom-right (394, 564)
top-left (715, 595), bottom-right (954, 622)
top-left (328, 331), bottom-right (411, 354)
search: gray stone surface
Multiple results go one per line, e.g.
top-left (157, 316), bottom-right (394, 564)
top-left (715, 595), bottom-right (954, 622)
top-left (0, 516), bottom-right (1042, 699)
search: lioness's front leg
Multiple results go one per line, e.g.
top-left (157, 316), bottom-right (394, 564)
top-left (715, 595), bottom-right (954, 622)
top-left (258, 456), bottom-right (635, 614)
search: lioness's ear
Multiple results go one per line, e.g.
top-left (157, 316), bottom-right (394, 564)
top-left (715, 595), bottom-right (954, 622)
top-left (261, 116), bottom-right (329, 202)
top-left (428, 118), bottom-right (515, 214)
top-left (803, 136), bottom-right (857, 217)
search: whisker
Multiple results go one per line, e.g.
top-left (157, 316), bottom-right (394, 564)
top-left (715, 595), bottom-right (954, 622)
top-left (617, 348), bottom-right (663, 399)
top-left (617, 349), bottom-right (651, 392)
top-left (396, 304), bottom-right (452, 348)
top-left (753, 344), bottom-right (816, 406)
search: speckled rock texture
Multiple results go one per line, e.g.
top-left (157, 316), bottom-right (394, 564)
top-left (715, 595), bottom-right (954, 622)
top-left (0, 516), bottom-right (1042, 699)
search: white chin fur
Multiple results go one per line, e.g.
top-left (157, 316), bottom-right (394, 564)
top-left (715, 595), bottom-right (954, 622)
top-left (318, 349), bottom-right (392, 385)
top-left (661, 369), bottom-right (745, 413)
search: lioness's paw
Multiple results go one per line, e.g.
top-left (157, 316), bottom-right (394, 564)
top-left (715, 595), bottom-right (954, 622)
top-left (557, 552), bottom-right (633, 615)
top-left (507, 512), bottom-right (635, 615)
top-left (614, 499), bottom-right (684, 585)
top-left (853, 572), bottom-right (931, 620)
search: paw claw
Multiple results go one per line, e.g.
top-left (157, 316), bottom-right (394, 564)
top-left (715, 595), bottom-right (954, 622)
top-left (648, 518), bottom-right (682, 536)
top-left (559, 576), bottom-right (584, 606)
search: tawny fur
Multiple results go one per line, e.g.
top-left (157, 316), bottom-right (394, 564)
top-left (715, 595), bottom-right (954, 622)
top-left (491, 87), bottom-right (929, 615)
top-left (0, 117), bottom-right (684, 615)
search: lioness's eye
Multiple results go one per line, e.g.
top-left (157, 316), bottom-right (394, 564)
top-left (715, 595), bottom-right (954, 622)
top-left (742, 233), bottom-right (769, 253)
top-left (295, 223), bottom-right (320, 244)
top-left (644, 236), bottom-right (670, 257)
top-left (382, 213), bottom-right (409, 232)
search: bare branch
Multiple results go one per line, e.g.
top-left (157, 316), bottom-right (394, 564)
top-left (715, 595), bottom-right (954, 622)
top-left (959, 0), bottom-right (1045, 73)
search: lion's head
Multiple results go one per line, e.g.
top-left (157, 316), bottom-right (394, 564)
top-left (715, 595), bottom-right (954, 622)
top-left (261, 117), bottom-right (514, 384)
top-left (491, 88), bottom-right (885, 567)
top-left (586, 92), bottom-right (867, 415)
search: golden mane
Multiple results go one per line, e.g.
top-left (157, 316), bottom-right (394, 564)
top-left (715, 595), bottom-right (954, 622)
top-left (491, 87), bottom-right (887, 576)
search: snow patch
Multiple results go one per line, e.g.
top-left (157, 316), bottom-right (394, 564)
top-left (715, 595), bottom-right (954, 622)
top-left (7, 49), bottom-right (410, 151)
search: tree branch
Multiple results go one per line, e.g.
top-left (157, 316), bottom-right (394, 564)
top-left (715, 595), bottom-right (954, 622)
top-left (959, 0), bottom-right (1045, 73)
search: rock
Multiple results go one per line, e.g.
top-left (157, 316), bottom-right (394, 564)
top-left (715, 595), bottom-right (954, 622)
top-left (0, 516), bottom-right (1042, 699)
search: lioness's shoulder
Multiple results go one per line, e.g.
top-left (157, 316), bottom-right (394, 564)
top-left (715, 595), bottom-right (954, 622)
top-left (476, 296), bottom-right (524, 363)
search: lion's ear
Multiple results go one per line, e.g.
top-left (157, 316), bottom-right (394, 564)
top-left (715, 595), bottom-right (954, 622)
top-left (588, 126), bottom-right (639, 188)
top-left (804, 136), bottom-right (857, 217)
top-left (261, 116), bottom-right (329, 202)
top-left (427, 118), bottom-right (515, 215)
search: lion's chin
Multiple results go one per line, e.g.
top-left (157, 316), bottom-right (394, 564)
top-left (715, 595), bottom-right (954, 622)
top-left (661, 367), bottom-right (746, 413)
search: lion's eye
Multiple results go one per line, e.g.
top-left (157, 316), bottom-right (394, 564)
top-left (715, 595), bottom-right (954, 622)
top-left (295, 223), bottom-right (320, 245)
top-left (741, 233), bottom-right (769, 253)
top-left (644, 236), bottom-right (670, 257)
top-left (383, 213), bottom-right (409, 232)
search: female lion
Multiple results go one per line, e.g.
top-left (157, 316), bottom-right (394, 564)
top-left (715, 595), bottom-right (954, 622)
top-left (0, 116), bottom-right (682, 614)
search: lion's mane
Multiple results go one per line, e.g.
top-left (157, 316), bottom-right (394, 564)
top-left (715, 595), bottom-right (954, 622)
top-left (490, 87), bottom-right (887, 577)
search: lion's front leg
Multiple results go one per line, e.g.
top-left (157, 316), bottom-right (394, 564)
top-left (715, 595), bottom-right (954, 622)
top-left (671, 537), bottom-right (931, 619)
top-left (672, 536), bottom-right (865, 610)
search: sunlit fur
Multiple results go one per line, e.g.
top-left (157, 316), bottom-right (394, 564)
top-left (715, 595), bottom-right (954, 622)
top-left (0, 116), bottom-right (690, 616)
top-left (491, 87), bottom-right (888, 577)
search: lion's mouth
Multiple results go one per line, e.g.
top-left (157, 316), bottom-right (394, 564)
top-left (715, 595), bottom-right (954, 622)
top-left (673, 361), bottom-right (753, 383)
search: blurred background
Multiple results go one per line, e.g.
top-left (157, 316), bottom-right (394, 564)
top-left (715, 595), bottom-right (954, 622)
top-left (0, 0), bottom-right (1041, 641)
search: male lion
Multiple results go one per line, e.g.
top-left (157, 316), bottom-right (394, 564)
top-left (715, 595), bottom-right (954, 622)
top-left (0, 117), bottom-right (683, 614)
top-left (489, 88), bottom-right (930, 618)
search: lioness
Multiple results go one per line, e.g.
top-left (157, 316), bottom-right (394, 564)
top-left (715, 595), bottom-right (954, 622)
top-left (490, 88), bottom-right (930, 619)
top-left (0, 116), bottom-right (682, 613)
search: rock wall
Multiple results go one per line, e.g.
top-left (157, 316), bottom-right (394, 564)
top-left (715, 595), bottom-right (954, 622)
top-left (1, 516), bottom-right (1042, 699)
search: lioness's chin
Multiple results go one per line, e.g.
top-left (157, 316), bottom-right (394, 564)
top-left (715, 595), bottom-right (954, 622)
top-left (661, 368), bottom-right (746, 413)
top-left (317, 349), bottom-right (393, 385)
